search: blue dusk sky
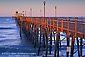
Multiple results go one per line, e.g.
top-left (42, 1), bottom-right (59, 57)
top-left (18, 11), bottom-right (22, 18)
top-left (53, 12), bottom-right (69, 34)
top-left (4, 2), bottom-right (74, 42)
top-left (0, 0), bottom-right (85, 17)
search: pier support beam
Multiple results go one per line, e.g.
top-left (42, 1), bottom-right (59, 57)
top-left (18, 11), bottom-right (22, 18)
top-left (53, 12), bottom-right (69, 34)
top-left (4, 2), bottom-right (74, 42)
top-left (80, 38), bottom-right (82, 56)
top-left (54, 31), bottom-right (59, 57)
top-left (54, 19), bottom-right (59, 57)
top-left (37, 28), bottom-right (39, 45)
top-left (53, 19), bottom-right (55, 43)
top-left (38, 25), bottom-right (42, 56)
top-left (20, 17), bottom-right (23, 39)
top-left (70, 36), bottom-right (75, 57)
top-left (49, 29), bottom-right (52, 55)
top-left (66, 35), bottom-right (70, 57)
top-left (46, 27), bottom-right (48, 57)
top-left (43, 28), bottom-right (45, 48)
top-left (76, 37), bottom-right (80, 57)
top-left (34, 25), bottom-right (36, 48)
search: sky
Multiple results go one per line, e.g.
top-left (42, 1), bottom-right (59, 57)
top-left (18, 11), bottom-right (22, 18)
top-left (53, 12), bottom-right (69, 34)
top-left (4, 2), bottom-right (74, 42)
top-left (0, 0), bottom-right (85, 17)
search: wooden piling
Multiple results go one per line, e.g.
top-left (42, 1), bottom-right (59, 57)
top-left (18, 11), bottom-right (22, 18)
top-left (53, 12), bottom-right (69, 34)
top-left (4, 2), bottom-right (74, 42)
top-left (49, 18), bottom-right (52, 54)
top-left (37, 28), bottom-right (39, 44)
top-left (80, 38), bottom-right (82, 56)
top-left (54, 19), bottom-right (59, 57)
top-left (20, 17), bottom-right (22, 39)
top-left (57, 32), bottom-right (60, 57)
top-left (54, 31), bottom-right (59, 57)
top-left (34, 24), bottom-right (36, 48)
top-left (49, 30), bottom-right (52, 55)
top-left (43, 28), bottom-right (45, 48)
top-left (70, 36), bottom-right (75, 57)
top-left (46, 18), bottom-right (48, 57)
top-left (53, 18), bottom-right (55, 43)
top-left (32, 24), bottom-right (34, 44)
top-left (76, 37), bottom-right (80, 57)
top-left (66, 35), bottom-right (70, 57)
top-left (66, 20), bottom-right (70, 57)
top-left (38, 25), bottom-right (42, 56)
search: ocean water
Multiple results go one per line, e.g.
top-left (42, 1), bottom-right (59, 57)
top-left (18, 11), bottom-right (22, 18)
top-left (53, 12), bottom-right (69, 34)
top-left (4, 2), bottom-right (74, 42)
top-left (0, 17), bottom-right (38, 57)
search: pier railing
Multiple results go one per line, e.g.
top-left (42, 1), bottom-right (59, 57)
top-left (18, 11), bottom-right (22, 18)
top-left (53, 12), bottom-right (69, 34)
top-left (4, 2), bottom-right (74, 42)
top-left (18, 17), bottom-right (85, 39)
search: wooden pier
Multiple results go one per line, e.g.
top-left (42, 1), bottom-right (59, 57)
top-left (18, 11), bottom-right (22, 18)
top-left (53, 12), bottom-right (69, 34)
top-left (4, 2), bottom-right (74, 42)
top-left (13, 16), bottom-right (85, 57)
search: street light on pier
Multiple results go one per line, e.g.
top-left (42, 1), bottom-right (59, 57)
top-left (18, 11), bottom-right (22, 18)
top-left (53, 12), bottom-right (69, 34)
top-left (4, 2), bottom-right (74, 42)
top-left (55, 6), bottom-right (57, 17)
top-left (30, 8), bottom-right (32, 17)
top-left (40, 10), bottom-right (42, 17)
top-left (44, 0), bottom-right (46, 17)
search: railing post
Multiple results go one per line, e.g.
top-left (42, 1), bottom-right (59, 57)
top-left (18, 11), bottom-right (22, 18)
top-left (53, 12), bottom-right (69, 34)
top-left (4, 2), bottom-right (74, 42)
top-left (47, 18), bottom-right (48, 28)
top-left (75, 20), bottom-right (77, 37)
top-left (61, 18), bottom-right (63, 32)
top-left (57, 19), bottom-right (58, 33)
top-left (45, 18), bottom-right (46, 28)
top-left (67, 20), bottom-right (69, 34)
top-left (50, 18), bottom-right (51, 29)
top-left (81, 17), bottom-right (83, 24)
top-left (53, 18), bottom-right (54, 29)
top-left (40, 18), bottom-right (42, 25)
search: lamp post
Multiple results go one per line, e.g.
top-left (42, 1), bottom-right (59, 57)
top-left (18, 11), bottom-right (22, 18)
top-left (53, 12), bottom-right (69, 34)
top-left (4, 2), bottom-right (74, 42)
top-left (55, 6), bottom-right (56, 17)
top-left (30, 8), bottom-right (32, 17)
top-left (44, 0), bottom-right (46, 17)
top-left (40, 10), bottom-right (42, 17)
